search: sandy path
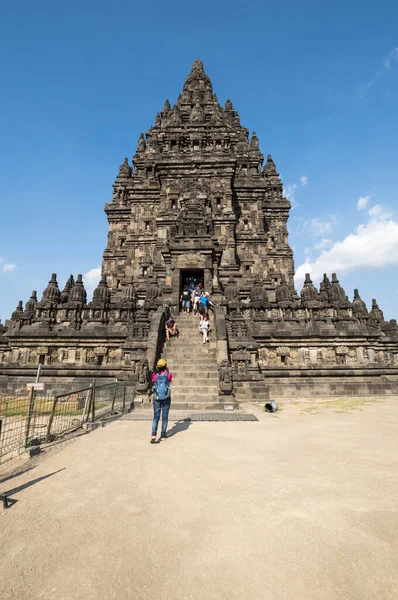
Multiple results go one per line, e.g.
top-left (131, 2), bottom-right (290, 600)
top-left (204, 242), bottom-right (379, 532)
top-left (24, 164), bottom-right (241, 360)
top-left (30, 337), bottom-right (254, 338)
top-left (1, 398), bottom-right (398, 600)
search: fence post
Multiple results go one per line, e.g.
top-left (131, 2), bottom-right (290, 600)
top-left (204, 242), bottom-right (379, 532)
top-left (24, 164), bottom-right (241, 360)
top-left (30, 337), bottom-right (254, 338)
top-left (82, 384), bottom-right (92, 423)
top-left (111, 379), bottom-right (118, 412)
top-left (91, 379), bottom-right (96, 422)
top-left (122, 377), bottom-right (127, 411)
top-left (24, 387), bottom-right (36, 448)
top-left (46, 396), bottom-right (58, 441)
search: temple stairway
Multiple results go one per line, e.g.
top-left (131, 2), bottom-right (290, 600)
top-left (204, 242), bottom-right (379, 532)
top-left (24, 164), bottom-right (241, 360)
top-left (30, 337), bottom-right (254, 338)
top-left (160, 312), bottom-right (233, 410)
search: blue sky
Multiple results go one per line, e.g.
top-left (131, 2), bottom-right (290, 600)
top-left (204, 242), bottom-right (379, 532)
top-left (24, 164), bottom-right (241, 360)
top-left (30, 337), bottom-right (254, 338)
top-left (0, 0), bottom-right (397, 320)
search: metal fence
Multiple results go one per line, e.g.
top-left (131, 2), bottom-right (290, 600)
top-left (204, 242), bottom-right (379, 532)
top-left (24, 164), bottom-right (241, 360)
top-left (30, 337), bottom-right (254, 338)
top-left (0, 379), bottom-right (127, 465)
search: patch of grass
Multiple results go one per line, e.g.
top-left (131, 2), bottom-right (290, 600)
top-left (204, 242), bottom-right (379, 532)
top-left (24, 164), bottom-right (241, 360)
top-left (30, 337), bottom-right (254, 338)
top-left (299, 396), bottom-right (387, 415)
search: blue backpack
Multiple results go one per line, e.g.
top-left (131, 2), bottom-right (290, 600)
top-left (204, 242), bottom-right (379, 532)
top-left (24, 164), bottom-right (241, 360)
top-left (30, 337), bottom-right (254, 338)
top-left (154, 372), bottom-right (171, 401)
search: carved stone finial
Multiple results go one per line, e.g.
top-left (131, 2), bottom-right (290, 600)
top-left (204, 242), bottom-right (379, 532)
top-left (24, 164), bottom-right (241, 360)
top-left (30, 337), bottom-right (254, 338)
top-left (183, 59), bottom-right (212, 94)
top-left (25, 291), bottom-right (38, 313)
top-left (263, 154), bottom-right (277, 176)
top-left (276, 275), bottom-right (293, 303)
top-left (329, 273), bottom-right (347, 303)
top-left (250, 131), bottom-right (259, 151)
top-left (192, 59), bottom-right (204, 72)
top-left (318, 281), bottom-right (328, 302)
top-left (225, 98), bottom-right (233, 110)
top-left (370, 299), bottom-right (384, 322)
top-left (12, 301), bottom-right (24, 320)
top-left (92, 275), bottom-right (111, 304)
top-left (352, 289), bottom-right (368, 315)
top-left (224, 277), bottom-right (239, 302)
top-left (168, 105), bottom-right (182, 125)
top-left (137, 133), bottom-right (146, 152)
top-left (250, 279), bottom-right (266, 304)
top-left (41, 273), bottom-right (61, 303)
top-left (60, 275), bottom-right (75, 303)
top-left (120, 276), bottom-right (137, 303)
top-left (117, 157), bottom-right (132, 178)
top-left (323, 273), bottom-right (331, 288)
top-left (69, 274), bottom-right (87, 304)
top-left (300, 273), bottom-right (318, 301)
top-left (163, 98), bottom-right (171, 111)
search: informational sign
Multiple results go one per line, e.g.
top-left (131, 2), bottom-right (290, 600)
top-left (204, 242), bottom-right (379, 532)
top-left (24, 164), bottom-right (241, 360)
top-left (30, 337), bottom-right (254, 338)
top-left (133, 397), bottom-right (144, 404)
top-left (26, 383), bottom-right (45, 391)
top-left (223, 404), bottom-right (234, 411)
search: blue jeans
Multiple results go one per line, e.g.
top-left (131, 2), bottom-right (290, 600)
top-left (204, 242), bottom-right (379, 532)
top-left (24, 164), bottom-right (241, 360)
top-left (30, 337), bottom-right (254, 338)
top-left (152, 399), bottom-right (171, 436)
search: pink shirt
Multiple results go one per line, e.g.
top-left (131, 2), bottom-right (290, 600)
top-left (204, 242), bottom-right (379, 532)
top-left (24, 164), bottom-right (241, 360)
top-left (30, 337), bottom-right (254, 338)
top-left (152, 370), bottom-right (173, 383)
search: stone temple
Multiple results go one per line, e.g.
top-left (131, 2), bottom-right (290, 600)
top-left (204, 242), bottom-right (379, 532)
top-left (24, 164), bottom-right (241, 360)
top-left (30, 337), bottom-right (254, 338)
top-left (1, 60), bottom-right (397, 401)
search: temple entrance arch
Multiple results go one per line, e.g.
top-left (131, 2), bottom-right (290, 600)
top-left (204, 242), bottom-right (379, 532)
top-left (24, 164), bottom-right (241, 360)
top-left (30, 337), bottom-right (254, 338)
top-left (172, 252), bottom-right (214, 300)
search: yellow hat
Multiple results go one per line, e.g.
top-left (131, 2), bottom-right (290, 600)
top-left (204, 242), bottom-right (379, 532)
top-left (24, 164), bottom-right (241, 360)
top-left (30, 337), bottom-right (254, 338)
top-left (157, 358), bottom-right (167, 369)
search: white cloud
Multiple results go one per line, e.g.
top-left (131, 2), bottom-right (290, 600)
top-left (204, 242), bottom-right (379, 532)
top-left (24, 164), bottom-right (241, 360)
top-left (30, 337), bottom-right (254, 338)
top-left (2, 263), bottom-right (17, 273)
top-left (284, 183), bottom-right (297, 203)
top-left (284, 175), bottom-right (309, 207)
top-left (284, 174), bottom-right (309, 208)
top-left (0, 257), bottom-right (18, 273)
top-left (83, 267), bottom-right (101, 297)
top-left (295, 217), bottom-right (398, 285)
top-left (385, 47), bottom-right (398, 68)
top-left (368, 204), bottom-right (392, 219)
top-left (360, 47), bottom-right (398, 97)
top-left (310, 217), bottom-right (336, 237)
top-left (357, 195), bottom-right (370, 210)
top-left (314, 238), bottom-right (333, 250)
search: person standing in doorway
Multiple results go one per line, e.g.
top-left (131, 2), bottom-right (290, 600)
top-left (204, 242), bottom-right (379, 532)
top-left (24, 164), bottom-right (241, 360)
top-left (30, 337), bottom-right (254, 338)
top-left (151, 358), bottom-right (172, 443)
top-left (192, 283), bottom-right (202, 315)
top-left (180, 286), bottom-right (191, 314)
top-left (188, 278), bottom-right (196, 296)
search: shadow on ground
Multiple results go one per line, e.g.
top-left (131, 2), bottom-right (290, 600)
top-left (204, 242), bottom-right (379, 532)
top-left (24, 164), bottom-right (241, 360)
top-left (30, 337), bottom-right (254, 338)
top-left (165, 418), bottom-right (191, 438)
top-left (1, 468), bottom-right (66, 507)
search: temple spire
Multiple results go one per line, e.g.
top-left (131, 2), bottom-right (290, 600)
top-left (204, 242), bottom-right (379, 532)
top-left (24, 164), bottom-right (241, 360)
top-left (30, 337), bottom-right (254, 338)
top-left (183, 59), bottom-right (213, 94)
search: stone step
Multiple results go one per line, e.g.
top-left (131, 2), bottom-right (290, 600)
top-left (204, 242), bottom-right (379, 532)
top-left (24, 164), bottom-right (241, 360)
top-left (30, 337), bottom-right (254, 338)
top-left (172, 374), bottom-right (218, 382)
top-left (170, 367), bottom-right (218, 374)
top-left (165, 365), bottom-right (217, 371)
top-left (163, 348), bottom-right (215, 356)
top-left (171, 393), bottom-right (220, 402)
top-left (172, 385), bottom-right (218, 393)
top-left (162, 348), bottom-right (217, 358)
top-left (164, 338), bottom-right (213, 343)
top-left (134, 401), bottom-right (239, 411)
top-left (169, 375), bottom-right (218, 382)
top-left (170, 378), bottom-right (218, 386)
top-left (166, 338), bottom-right (215, 348)
top-left (171, 370), bottom-right (218, 377)
top-left (167, 347), bottom-right (215, 352)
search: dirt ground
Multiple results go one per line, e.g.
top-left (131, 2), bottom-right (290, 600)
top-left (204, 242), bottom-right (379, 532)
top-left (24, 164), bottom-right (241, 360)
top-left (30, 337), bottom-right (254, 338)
top-left (1, 396), bottom-right (398, 600)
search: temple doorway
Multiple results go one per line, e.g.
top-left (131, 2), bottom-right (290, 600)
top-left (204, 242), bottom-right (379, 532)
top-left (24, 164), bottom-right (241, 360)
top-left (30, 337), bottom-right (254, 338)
top-left (179, 269), bottom-right (204, 300)
top-left (180, 269), bottom-right (204, 291)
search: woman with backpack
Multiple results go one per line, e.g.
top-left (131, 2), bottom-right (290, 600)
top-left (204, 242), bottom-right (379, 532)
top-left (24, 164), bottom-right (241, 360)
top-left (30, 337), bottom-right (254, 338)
top-left (150, 358), bottom-right (172, 443)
